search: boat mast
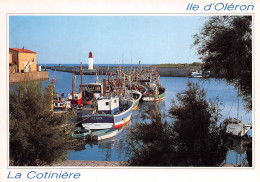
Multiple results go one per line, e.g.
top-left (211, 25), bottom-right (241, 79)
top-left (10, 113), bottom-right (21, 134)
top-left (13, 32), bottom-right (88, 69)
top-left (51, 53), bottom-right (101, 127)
top-left (80, 62), bottom-right (83, 93)
top-left (72, 72), bottom-right (74, 101)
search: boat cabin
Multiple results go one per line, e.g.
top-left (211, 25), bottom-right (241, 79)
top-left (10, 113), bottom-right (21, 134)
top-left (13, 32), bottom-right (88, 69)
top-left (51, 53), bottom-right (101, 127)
top-left (68, 92), bottom-right (82, 105)
top-left (224, 118), bottom-right (242, 125)
top-left (82, 83), bottom-right (103, 99)
top-left (148, 82), bottom-right (159, 95)
top-left (53, 100), bottom-right (71, 109)
top-left (97, 97), bottom-right (119, 114)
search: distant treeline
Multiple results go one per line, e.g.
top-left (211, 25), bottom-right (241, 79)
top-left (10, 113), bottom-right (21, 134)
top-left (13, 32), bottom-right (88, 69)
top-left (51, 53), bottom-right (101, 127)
top-left (155, 62), bottom-right (202, 67)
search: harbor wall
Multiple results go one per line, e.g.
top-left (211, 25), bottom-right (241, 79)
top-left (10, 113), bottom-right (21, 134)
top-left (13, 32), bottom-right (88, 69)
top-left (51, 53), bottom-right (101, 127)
top-left (46, 66), bottom-right (224, 77)
top-left (47, 66), bottom-right (200, 77)
top-left (9, 71), bottom-right (49, 84)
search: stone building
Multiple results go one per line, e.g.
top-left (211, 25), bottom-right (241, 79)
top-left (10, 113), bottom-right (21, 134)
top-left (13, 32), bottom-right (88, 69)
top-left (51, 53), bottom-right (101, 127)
top-left (9, 48), bottom-right (37, 73)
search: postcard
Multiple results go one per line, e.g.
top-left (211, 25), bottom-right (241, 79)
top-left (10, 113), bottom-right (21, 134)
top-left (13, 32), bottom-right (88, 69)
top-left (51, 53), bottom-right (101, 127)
top-left (1, 0), bottom-right (259, 182)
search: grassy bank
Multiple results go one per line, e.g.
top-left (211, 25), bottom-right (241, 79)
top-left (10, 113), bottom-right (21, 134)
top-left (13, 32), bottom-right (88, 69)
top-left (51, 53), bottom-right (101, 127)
top-left (155, 62), bottom-right (202, 68)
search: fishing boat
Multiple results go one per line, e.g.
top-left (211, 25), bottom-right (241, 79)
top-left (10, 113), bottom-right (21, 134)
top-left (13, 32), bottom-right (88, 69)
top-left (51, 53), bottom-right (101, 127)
top-left (220, 118), bottom-right (252, 137)
top-left (53, 93), bottom-right (71, 111)
top-left (130, 90), bottom-right (142, 110)
top-left (68, 72), bottom-right (83, 105)
top-left (128, 82), bottom-right (147, 96)
top-left (142, 82), bottom-right (165, 102)
top-left (80, 96), bottom-right (134, 130)
top-left (68, 92), bottom-right (82, 105)
top-left (81, 82), bottom-right (103, 105)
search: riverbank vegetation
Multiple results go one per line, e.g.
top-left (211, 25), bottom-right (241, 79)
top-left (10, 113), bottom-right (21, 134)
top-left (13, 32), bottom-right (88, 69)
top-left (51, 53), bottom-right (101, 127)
top-left (193, 16), bottom-right (252, 110)
top-left (9, 81), bottom-right (74, 166)
top-left (127, 81), bottom-right (228, 166)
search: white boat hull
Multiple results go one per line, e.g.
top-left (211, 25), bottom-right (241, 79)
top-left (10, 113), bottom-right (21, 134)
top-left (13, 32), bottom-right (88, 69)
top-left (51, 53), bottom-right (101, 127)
top-left (82, 123), bottom-right (114, 130)
top-left (142, 97), bottom-right (155, 101)
top-left (222, 118), bottom-right (252, 137)
top-left (191, 75), bottom-right (202, 78)
top-left (226, 124), bottom-right (252, 137)
top-left (94, 130), bottom-right (118, 141)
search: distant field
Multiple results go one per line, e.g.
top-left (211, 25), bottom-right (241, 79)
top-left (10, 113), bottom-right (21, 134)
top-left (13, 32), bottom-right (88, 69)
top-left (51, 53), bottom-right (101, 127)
top-left (155, 63), bottom-right (202, 68)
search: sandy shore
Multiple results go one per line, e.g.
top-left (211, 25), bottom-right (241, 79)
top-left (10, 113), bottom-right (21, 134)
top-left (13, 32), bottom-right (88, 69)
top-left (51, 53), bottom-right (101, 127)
top-left (52, 160), bottom-right (129, 167)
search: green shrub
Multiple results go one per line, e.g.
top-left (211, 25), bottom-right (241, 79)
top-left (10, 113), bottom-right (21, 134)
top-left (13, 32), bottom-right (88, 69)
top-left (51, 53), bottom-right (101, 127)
top-left (9, 81), bottom-right (74, 166)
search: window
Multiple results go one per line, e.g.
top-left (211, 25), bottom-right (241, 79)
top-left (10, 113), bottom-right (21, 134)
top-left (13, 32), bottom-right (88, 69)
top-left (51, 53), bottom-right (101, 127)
top-left (32, 58), bottom-right (34, 62)
top-left (114, 100), bottom-right (117, 103)
top-left (106, 102), bottom-right (109, 105)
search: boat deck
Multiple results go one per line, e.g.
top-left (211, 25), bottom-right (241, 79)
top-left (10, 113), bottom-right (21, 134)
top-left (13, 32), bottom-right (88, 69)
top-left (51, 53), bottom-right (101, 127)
top-left (75, 104), bottom-right (93, 117)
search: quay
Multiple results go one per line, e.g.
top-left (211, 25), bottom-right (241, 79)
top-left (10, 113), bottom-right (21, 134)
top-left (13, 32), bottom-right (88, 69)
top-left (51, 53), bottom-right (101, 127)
top-left (9, 71), bottom-right (49, 84)
top-left (46, 65), bottom-right (203, 77)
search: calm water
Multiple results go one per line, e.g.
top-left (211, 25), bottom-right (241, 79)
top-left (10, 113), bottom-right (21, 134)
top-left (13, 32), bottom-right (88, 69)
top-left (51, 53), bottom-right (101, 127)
top-left (43, 69), bottom-right (252, 164)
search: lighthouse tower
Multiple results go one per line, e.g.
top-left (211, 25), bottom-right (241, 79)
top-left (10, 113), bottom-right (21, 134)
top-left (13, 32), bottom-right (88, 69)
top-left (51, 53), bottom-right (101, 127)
top-left (88, 51), bottom-right (93, 70)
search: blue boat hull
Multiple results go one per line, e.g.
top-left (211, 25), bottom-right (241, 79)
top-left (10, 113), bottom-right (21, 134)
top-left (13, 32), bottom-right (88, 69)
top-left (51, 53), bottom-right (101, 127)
top-left (81, 100), bottom-right (134, 130)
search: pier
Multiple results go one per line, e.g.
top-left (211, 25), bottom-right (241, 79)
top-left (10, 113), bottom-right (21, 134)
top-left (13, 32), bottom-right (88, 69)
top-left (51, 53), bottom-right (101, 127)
top-left (46, 65), bottom-right (204, 77)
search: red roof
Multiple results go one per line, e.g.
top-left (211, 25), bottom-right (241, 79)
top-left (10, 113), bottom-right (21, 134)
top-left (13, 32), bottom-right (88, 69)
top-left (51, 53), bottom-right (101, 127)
top-left (9, 48), bottom-right (36, 53)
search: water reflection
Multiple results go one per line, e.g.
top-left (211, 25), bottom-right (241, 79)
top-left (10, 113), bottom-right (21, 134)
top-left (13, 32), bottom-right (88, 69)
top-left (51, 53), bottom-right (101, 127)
top-left (223, 135), bottom-right (252, 166)
top-left (69, 120), bottom-right (131, 161)
top-left (69, 100), bottom-right (251, 166)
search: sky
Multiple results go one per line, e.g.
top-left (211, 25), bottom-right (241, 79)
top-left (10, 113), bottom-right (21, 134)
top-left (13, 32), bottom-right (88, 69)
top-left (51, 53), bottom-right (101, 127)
top-left (9, 16), bottom-right (207, 65)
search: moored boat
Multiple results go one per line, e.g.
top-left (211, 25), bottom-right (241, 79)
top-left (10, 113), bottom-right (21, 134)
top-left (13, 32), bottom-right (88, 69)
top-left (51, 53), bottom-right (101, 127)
top-left (220, 87), bottom-right (252, 137)
top-left (68, 92), bottom-right (82, 105)
top-left (220, 118), bottom-right (252, 137)
top-left (71, 127), bottom-right (91, 139)
top-left (53, 93), bottom-right (71, 111)
top-left (142, 83), bottom-right (165, 102)
top-left (190, 70), bottom-right (202, 78)
top-left (91, 128), bottom-right (118, 141)
top-left (190, 70), bottom-right (210, 78)
top-left (80, 96), bottom-right (134, 130)
top-left (81, 82), bottom-right (103, 105)
top-left (130, 90), bottom-right (142, 110)
top-left (68, 72), bottom-right (83, 105)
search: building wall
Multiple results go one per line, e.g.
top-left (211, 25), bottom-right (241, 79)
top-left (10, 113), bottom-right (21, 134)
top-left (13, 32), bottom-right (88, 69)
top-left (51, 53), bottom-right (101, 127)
top-left (9, 53), bottom-right (12, 64)
top-left (9, 52), bottom-right (17, 73)
top-left (18, 52), bottom-right (37, 72)
top-left (9, 50), bottom-right (18, 64)
top-left (9, 50), bottom-right (19, 71)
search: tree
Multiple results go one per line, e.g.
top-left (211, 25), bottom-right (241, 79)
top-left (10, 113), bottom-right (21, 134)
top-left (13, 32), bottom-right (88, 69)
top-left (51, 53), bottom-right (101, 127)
top-left (127, 81), bottom-right (228, 166)
top-left (193, 16), bottom-right (252, 110)
top-left (169, 81), bottom-right (227, 166)
top-left (127, 103), bottom-right (174, 166)
top-left (9, 81), bottom-right (74, 166)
